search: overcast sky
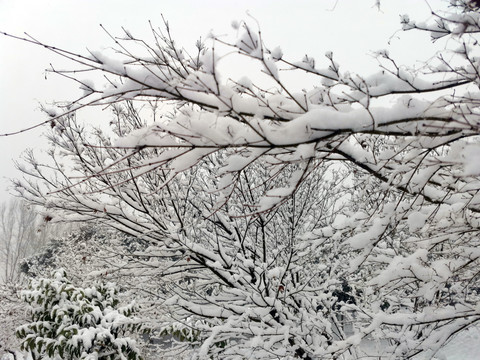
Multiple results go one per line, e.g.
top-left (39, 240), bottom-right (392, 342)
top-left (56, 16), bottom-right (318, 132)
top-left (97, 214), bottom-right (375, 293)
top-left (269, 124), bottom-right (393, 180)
top-left (0, 0), bottom-right (441, 202)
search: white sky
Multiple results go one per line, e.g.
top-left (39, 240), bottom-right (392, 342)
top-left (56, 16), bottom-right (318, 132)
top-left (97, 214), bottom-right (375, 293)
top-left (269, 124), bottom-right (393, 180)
top-left (0, 0), bottom-right (443, 202)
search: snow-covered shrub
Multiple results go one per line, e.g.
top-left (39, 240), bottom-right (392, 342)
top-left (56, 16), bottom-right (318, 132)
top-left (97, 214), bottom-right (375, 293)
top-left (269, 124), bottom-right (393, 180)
top-left (17, 269), bottom-right (143, 360)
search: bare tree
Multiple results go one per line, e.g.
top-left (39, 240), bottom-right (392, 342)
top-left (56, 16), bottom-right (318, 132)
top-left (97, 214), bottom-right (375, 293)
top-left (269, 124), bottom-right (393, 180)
top-left (4, 1), bottom-right (480, 358)
top-left (0, 199), bottom-right (50, 284)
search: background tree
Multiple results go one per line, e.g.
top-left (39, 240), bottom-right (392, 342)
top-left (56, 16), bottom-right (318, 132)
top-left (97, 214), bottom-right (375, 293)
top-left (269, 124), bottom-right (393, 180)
top-left (0, 199), bottom-right (45, 284)
top-left (5, 0), bottom-right (480, 358)
top-left (0, 199), bottom-right (71, 285)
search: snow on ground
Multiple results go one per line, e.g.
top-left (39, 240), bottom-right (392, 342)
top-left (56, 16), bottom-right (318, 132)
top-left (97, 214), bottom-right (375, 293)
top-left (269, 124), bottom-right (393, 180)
top-left (414, 327), bottom-right (480, 360)
top-left (438, 326), bottom-right (480, 360)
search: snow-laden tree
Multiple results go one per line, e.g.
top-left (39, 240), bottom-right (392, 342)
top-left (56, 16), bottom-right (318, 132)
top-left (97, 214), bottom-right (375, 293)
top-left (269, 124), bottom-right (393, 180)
top-left (5, 0), bottom-right (480, 358)
top-left (14, 105), bottom-right (353, 359)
